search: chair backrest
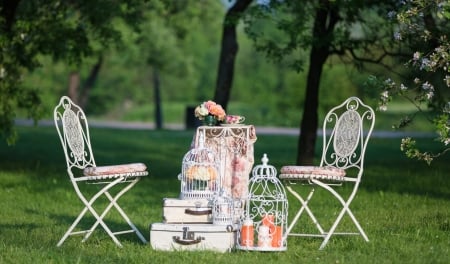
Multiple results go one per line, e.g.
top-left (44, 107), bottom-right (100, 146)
top-left (54, 96), bottom-right (96, 175)
top-left (319, 97), bottom-right (375, 178)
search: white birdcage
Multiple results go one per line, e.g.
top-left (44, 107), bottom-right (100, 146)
top-left (179, 132), bottom-right (220, 200)
top-left (237, 154), bottom-right (288, 251)
top-left (212, 189), bottom-right (234, 226)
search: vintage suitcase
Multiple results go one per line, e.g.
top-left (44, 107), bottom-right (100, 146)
top-left (150, 223), bottom-right (236, 252)
top-left (162, 198), bottom-right (213, 224)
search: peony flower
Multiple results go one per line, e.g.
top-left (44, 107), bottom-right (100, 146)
top-left (194, 100), bottom-right (227, 121)
top-left (209, 104), bottom-right (226, 121)
top-left (194, 105), bottom-right (209, 120)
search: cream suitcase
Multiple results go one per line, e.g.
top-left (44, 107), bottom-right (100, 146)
top-left (162, 198), bottom-right (212, 224)
top-left (150, 223), bottom-right (236, 252)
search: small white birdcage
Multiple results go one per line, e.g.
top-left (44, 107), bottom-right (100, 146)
top-left (179, 132), bottom-right (220, 200)
top-left (212, 189), bottom-right (234, 226)
top-left (237, 154), bottom-right (288, 251)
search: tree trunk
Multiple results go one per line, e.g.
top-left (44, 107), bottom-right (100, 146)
top-left (296, 0), bottom-right (339, 165)
top-left (0, 0), bottom-right (20, 33)
top-left (68, 72), bottom-right (80, 104)
top-left (214, 0), bottom-right (252, 110)
top-left (67, 56), bottom-right (102, 109)
top-left (297, 49), bottom-right (328, 165)
top-left (79, 56), bottom-right (103, 110)
top-left (153, 66), bottom-right (163, 129)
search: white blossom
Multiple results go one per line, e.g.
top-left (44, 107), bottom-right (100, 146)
top-left (444, 138), bottom-right (450, 146)
top-left (400, 83), bottom-right (408, 90)
top-left (420, 58), bottom-right (431, 70)
top-left (378, 105), bottom-right (388, 112)
top-left (387, 11), bottom-right (396, 19)
top-left (422, 81), bottom-right (433, 90)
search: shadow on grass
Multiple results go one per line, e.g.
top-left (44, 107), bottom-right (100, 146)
top-left (44, 211), bottom-right (149, 246)
top-left (362, 138), bottom-right (450, 199)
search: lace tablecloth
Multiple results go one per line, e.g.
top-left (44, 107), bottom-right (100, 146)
top-left (193, 125), bottom-right (257, 200)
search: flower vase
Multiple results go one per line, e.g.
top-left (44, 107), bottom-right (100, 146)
top-left (203, 115), bottom-right (218, 126)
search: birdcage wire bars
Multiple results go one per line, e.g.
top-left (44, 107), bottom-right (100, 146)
top-left (179, 132), bottom-right (221, 200)
top-left (237, 154), bottom-right (288, 251)
top-left (212, 189), bottom-right (234, 226)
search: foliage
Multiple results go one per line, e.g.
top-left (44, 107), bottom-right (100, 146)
top-left (82, 0), bottom-right (224, 123)
top-left (240, 0), bottom-right (404, 164)
top-left (0, 0), bottom-right (228, 141)
top-left (370, 0), bottom-right (450, 164)
top-left (0, 0), bottom-right (148, 144)
top-left (6, 1), bottom-right (378, 133)
top-left (241, 0), bottom-right (397, 73)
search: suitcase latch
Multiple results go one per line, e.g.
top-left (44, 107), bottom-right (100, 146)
top-left (173, 227), bottom-right (205, 245)
top-left (183, 227), bottom-right (195, 240)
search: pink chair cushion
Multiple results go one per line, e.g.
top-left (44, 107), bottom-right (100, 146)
top-left (83, 163), bottom-right (147, 176)
top-left (280, 166), bottom-right (346, 178)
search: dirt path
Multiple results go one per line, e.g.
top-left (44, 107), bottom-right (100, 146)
top-left (16, 118), bottom-right (435, 138)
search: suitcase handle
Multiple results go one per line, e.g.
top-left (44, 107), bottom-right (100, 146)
top-left (185, 209), bottom-right (212, 215)
top-left (173, 236), bottom-right (204, 245)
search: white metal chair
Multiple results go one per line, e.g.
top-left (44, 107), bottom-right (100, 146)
top-left (279, 97), bottom-right (375, 249)
top-left (54, 96), bottom-right (148, 247)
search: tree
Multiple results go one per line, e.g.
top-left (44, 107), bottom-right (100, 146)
top-left (243, 0), bottom-right (400, 164)
top-left (138, 0), bottom-right (224, 129)
top-left (214, 0), bottom-right (253, 109)
top-left (370, 0), bottom-right (450, 164)
top-left (0, 0), bottom-right (147, 144)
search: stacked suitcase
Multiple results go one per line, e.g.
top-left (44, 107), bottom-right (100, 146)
top-left (150, 198), bottom-right (237, 252)
top-left (150, 132), bottom-right (238, 252)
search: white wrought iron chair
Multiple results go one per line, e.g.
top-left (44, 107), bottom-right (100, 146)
top-left (54, 96), bottom-right (148, 247)
top-left (279, 97), bottom-right (375, 250)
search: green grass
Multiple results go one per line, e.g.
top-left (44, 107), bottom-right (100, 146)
top-left (0, 126), bottom-right (449, 264)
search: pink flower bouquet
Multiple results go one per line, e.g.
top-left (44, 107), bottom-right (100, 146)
top-left (194, 100), bottom-right (226, 122)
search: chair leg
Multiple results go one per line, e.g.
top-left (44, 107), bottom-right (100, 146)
top-left (319, 203), bottom-right (369, 250)
top-left (58, 177), bottom-right (125, 247)
top-left (78, 178), bottom-right (124, 246)
top-left (345, 206), bottom-right (369, 242)
top-left (285, 185), bottom-right (325, 238)
top-left (57, 200), bottom-right (123, 247)
top-left (83, 206), bottom-right (123, 247)
top-left (104, 182), bottom-right (148, 243)
top-left (104, 191), bottom-right (148, 243)
top-left (58, 177), bottom-right (123, 247)
top-left (312, 179), bottom-right (369, 250)
top-left (57, 207), bottom-right (89, 247)
top-left (83, 179), bottom-right (147, 244)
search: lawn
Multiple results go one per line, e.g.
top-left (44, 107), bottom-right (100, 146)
top-left (0, 126), bottom-right (449, 264)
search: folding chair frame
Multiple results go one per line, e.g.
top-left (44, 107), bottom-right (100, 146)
top-left (280, 97), bottom-right (375, 249)
top-left (54, 96), bottom-right (148, 247)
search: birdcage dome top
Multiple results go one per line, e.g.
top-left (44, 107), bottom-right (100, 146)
top-left (248, 154), bottom-right (287, 201)
top-left (251, 154), bottom-right (277, 179)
